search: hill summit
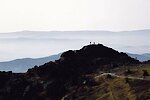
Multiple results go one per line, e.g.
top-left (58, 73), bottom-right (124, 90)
top-left (62, 44), bottom-right (132, 58)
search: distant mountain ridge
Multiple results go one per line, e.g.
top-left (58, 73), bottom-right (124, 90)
top-left (1, 29), bottom-right (150, 62)
top-left (0, 53), bottom-right (61, 72)
top-left (127, 53), bottom-right (150, 62)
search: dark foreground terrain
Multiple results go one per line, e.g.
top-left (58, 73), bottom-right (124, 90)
top-left (0, 44), bottom-right (150, 100)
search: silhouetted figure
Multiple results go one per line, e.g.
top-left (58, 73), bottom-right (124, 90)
top-left (90, 42), bottom-right (91, 45)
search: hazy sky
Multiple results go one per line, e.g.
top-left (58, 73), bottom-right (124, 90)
top-left (0, 0), bottom-right (150, 32)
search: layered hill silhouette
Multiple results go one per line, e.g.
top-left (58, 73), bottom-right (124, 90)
top-left (0, 44), bottom-right (141, 100)
top-left (0, 53), bottom-right (61, 72)
top-left (127, 53), bottom-right (150, 62)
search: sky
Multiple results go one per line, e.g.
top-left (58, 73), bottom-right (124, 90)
top-left (0, 0), bottom-right (150, 32)
top-left (0, 0), bottom-right (150, 61)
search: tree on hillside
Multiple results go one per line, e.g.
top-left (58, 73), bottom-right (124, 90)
top-left (125, 77), bottom-right (129, 83)
top-left (143, 70), bottom-right (149, 79)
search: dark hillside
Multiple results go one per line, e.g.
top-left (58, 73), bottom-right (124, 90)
top-left (0, 44), bottom-right (140, 100)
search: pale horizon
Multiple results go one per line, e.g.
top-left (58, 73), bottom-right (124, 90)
top-left (0, 30), bottom-right (150, 61)
top-left (1, 28), bottom-right (150, 33)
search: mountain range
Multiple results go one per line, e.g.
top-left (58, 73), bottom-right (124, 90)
top-left (0, 51), bottom-right (150, 73)
top-left (1, 51), bottom-right (150, 73)
top-left (0, 53), bottom-right (61, 72)
top-left (127, 53), bottom-right (150, 62)
top-left (1, 30), bottom-right (150, 62)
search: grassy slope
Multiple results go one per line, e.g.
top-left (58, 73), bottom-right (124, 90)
top-left (64, 64), bottom-right (150, 100)
top-left (92, 77), bottom-right (136, 100)
top-left (113, 64), bottom-right (150, 80)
